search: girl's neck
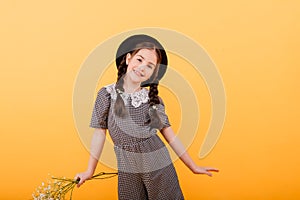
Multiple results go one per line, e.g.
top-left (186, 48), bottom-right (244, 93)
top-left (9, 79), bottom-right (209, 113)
top-left (123, 75), bottom-right (141, 94)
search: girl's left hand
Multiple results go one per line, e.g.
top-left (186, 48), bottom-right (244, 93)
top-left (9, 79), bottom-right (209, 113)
top-left (192, 166), bottom-right (219, 177)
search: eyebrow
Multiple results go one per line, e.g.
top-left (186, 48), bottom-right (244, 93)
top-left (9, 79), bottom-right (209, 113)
top-left (137, 55), bottom-right (156, 66)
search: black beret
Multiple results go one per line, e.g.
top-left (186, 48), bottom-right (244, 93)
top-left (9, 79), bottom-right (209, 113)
top-left (115, 34), bottom-right (168, 86)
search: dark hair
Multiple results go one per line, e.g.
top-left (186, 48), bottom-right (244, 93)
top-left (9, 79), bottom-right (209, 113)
top-left (114, 42), bottom-right (164, 129)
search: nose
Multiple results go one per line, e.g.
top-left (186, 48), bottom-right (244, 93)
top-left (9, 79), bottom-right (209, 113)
top-left (138, 64), bottom-right (146, 71)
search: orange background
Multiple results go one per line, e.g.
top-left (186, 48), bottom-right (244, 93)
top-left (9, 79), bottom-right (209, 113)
top-left (1, 1), bottom-right (299, 199)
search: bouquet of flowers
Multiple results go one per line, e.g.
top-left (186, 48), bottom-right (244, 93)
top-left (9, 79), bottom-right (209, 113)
top-left (32, 172), bottom-right (118, 200)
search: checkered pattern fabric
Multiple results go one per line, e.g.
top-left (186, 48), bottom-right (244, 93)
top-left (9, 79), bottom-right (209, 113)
top-left (90, 84), bottom-right (184, 200)
top-left (118, 164), bottom-right (184, 200)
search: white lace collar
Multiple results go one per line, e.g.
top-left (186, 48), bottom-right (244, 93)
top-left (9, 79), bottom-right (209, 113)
top-left (105, 83), bottom-right (149, 108)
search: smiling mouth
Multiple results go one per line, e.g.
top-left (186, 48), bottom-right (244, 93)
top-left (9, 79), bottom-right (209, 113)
top-left (133, 69), bottom-right (144, 77)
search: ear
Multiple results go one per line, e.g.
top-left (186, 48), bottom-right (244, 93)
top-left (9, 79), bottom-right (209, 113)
top-left (125, 53), bottom-right (132, 65)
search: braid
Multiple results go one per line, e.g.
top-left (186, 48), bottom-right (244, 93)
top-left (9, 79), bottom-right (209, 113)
top-left (148, 83), bottom-right (160, 106)
top-left (117, 59), bottom-right (127, 82)
top-left (114, 58), bottom-right (127, 117)
top-left (148, 83), bottom-right (163, 129)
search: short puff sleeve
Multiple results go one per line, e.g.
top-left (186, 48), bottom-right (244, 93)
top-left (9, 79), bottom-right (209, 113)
top-left (157, 97), bottom-right (171, 130)
top-left (89, 87), bottom-right (111, 129)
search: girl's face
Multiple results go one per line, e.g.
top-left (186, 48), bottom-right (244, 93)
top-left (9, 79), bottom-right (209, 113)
top-left (125, 48), bottom-right (158, 84)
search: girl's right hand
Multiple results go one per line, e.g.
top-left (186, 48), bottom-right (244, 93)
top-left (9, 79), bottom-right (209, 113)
top-left (74, 171), bottom-right (93, 188)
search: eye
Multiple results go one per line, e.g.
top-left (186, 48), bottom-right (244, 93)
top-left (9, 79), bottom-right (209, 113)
top-left (147, 65), bottom-right (153, 69)
top-left (137, 58), bottom-right (142, 62)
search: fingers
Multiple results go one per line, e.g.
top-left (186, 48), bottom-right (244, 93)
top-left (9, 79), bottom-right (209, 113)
top-left (206, 168), bottom-right (219, 172)
top-left (203, 167), bottom-right (219, 177)
top-left (77, 178), bottom-right (86, 188)
top-left (74, 174), bottom-right (80, 187)
top-left (206, 171), bottom-right (212, 177)
top-left (202, 167), bottom-right (219, 177)
top-left (77, 180), bottom-right (86, 188)
top-left (193, 166), bottom-right (219, 176)
top-left (74, 174), bottom-right (85, 188)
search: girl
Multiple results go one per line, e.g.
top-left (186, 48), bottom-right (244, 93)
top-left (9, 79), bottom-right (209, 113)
top-left (75, 34), bottom-right (218, 199)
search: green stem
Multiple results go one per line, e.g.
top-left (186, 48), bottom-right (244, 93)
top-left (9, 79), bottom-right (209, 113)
top-left (92, 172), bottom-right (118, 179)
top-left (69, 184), bottom-right (76, 200)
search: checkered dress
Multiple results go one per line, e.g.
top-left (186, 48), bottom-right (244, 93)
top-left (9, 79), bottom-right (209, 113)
top-left (90, 83), bottom-right (184, 200)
